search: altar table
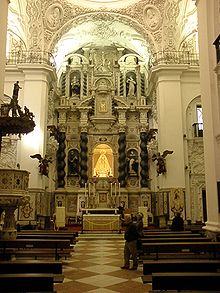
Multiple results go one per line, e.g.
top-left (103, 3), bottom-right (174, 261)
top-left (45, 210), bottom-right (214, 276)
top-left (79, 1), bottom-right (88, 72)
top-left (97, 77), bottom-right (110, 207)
top-left (82, 214), bottom-right (120, 232)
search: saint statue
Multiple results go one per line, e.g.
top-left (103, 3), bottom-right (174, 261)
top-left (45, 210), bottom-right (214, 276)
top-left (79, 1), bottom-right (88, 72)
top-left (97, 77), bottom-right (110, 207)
top-left (126, 76), bottom-right (136, 96)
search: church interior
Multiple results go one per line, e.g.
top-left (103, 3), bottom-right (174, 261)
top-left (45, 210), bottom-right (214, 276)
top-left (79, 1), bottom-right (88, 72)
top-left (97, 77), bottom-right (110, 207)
top-left (0, 0), bottom-right (219, 266)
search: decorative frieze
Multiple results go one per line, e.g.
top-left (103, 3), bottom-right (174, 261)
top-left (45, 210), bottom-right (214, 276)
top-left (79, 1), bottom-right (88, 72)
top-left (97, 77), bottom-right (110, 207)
top-left (26, 0), bottom-right (43, 50)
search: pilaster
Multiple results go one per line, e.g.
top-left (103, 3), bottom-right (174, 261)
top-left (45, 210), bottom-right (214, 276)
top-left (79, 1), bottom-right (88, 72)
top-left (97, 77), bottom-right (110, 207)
top-left (150, 65), bottom-right (186, 189)
top-left (15, 64), bottom-right (56, 189)
top-left (196, 0), bottom-right (220, 232)
top-left (0, 0), bottom-right (9, 101)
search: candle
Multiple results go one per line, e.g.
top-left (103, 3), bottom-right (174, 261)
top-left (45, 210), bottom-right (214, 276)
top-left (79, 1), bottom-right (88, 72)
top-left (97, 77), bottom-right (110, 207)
top-left (119, 182), bottom-right (121, 197)
top-left (115, 183), bottom-right (117, 197)
top-left (110, 183), bottom-right (112, 197)
top-left (88, 183), bottom-right (91, 198)
top-left (93, 183), bottom-right (95, 197)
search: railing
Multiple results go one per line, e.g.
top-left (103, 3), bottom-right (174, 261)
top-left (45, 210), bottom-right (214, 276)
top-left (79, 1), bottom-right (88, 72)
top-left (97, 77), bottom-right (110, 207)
top-left (149, 51), bottom-right (199, 68)
top-left (6, 51), bottom-right (56, 67)
top-left (192, 123), bottom-right (203, 138)
top-left (213, 34), bottom-right (220, 64)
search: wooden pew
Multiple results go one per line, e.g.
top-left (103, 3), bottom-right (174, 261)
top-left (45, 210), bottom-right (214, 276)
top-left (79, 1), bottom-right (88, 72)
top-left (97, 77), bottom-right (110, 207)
top-left (17, 233), bottom-right (77, 245)
top-left (151, 272), bottom-right (220, 291)
top-left (143, 259), bottom-right (220, 275)
top-left (0, 260), bottom-right (64, 283)
top-left (18, 229), bottom-right (78, 236)
top-left (149, 290), bottom-right (220, 293)
top-left (0, 239), bottom-right (71, 260)
top-left (141, 241), bottom-right (220, 260)
top-left (0, 273), bottom-right (55, 292)
top-left (142, 233), bottom-right (202, 238)
top-left (18, 230), bottom-right (78, 244)
top-left (141, 259), bottom-right (220, 283)
top-left (143, 229), bottom-right (192, 234)
top-left (140, 237), bottom-right (211, 243)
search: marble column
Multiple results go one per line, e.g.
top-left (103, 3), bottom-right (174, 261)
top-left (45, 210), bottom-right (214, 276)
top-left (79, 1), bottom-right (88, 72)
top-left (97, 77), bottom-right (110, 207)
top-left (0, 0), bottom-right (9, 101)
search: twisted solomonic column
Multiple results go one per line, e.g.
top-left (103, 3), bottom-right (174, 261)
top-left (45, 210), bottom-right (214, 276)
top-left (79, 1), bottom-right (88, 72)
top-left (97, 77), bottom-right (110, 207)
top-left (57, 132), bottom-right (66, 188)
top-left (140, 131), bottom-right (149, 187)
top-left (118, 132), bottom-right (127, 187)
top-left (79, 132), bottom-right (88, 187)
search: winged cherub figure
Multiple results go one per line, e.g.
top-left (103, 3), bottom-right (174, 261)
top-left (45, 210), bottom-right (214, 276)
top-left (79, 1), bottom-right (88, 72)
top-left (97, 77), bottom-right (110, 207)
top-left (152, 150), bottom-right (174, 175)
top-left (30, 154), bottom-right (52, 177)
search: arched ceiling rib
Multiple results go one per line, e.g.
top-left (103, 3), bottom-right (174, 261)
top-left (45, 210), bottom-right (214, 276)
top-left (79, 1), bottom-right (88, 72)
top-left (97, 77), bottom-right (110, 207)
top-left (53, 17), bottom-right (152, 71)
top-left (7, 0), bottom-right (198, 72)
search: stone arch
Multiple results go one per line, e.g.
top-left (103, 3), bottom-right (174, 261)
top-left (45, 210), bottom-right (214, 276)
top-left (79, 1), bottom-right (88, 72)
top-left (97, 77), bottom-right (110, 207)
top-left (186, 95), bottom-right (202, 139)
top-left (47, 12), bottom-right (158, 55)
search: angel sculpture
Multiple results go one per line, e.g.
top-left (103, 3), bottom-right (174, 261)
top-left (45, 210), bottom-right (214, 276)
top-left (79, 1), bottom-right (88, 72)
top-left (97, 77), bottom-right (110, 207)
top-left (30, 154), bottom-right (52, 177)
top-left (152, 150), bottom-right (173, 175)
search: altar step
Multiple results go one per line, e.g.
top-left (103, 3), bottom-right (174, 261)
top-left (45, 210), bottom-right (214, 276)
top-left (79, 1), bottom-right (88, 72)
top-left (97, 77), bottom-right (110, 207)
top-left (78, 232), bottom-right (124, 240)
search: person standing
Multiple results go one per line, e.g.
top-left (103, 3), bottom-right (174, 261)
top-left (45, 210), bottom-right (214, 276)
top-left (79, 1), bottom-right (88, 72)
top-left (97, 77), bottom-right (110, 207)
top-left (171, 212), bottom-right (184, 231)
top-left (121, 214), bottom-right (139, 270)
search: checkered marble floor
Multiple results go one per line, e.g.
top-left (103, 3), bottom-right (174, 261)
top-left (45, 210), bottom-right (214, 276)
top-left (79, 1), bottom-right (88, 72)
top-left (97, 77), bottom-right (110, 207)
top-left (55, 233), bottom-right (152, 293)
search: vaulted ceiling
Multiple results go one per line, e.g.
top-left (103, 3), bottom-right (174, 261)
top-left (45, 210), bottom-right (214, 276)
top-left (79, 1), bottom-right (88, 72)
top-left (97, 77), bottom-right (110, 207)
top-left (7, 0), bottom-right (198, 73)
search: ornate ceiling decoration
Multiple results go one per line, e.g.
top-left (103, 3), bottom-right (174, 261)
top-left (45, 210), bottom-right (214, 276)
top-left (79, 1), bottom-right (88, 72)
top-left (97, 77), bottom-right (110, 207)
top-left (66, 0), bottom-right (140, 9)
top-left (7, 0), bottom-right (198, 73)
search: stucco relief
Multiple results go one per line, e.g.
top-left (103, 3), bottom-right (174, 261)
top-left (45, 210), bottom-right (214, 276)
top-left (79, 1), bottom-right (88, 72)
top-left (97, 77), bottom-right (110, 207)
top-left (143, 5), bottom-right (162, 31)
top-left (47, 137), bottom-right (59, 157)
top-left (26, 0), bottom-right (43, 50)
top-left (45, 11), bottom-right (155, 53)
top-left (47, 89), bottom-right (56, 124)
top-left (163, 0), bottom-right (180, 51)
top-left (151, 88), bottom-right (158, 123)
top-left (188, 140), bottom-right (205, 175)
top-left (45, 4), bottom-right (64, 31)
top-left (0, 139), bottom-right (17, 169)
top-left (19, 195), bottom-right (35, 220)
top-left (190, 177), bottom-right (205, 222)
top-left (179, 32), bottom-right (198, 53)
top-left (188, 140), bottom-right (205, 222)
top-left (127, 142), bottom-right (139, 149)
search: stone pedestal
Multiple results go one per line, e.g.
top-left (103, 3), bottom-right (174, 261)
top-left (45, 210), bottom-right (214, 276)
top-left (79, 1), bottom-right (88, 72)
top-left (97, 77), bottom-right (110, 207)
top-left (0, 169), bottom-right (30, 240)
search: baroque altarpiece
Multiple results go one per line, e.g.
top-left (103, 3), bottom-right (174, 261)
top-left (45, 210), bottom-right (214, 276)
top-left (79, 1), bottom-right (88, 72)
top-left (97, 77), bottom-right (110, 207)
top-left (51, 45), bottom-right (154, 220)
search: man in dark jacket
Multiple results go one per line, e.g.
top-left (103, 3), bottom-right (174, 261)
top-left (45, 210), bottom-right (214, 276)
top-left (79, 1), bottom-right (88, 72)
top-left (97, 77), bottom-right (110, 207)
top-left (121, 214), bottom-right (139, 270)
top-left (171, 212), bottom-right (184, 231)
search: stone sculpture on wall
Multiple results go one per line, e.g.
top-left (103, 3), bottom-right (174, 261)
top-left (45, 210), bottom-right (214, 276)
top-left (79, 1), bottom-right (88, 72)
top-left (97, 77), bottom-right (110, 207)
top-left (30, 154), bottom-right (52, 177)
top-left (70, 74), bottom-right (80, 97)
top-left (152, 150), bottom-right (173, 175)
top-left (127, 149), bottom-right (138, 176)
top-left (126, 73), bottom-right (136, 97)
top-left (45, 4), bottom-right (63, 31)
top-left (143, 5), bottom-right (161, 31)
top-left (68, 149), bottom-right (79, 176)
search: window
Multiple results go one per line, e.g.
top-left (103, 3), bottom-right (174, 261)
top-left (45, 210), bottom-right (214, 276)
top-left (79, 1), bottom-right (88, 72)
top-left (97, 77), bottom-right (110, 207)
top-left (196, 105), bottom-right (203, 129)
top-left (193, 105), bottom-right (203, 137)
